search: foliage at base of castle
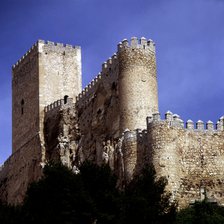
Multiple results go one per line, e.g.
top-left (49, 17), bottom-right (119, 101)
top-left (0, 163), bottom-right (177, 224)
top-left (123, 165), bottom-right (177, 224)
top-left (175, 200), bottom-right (224, 224)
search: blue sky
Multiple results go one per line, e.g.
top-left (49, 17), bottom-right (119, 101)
top-left (1, 0), bottom-right (224, 164)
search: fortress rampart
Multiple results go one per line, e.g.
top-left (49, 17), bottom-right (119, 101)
top-left (146, 112), bottom-right (224, 207)
top-left (12, 41), bottom-right (39, 71)
top-left (75, 37), bottom-right (158, 137)
top-left (0, 134), bottom-right (42, 204)
top-left (75, 49), bottom-right (118, 110)
top-left (12, 40), bottom-right (80, 71)
top-left (44, 97), bottom-right (74, 113)
top-left (0, 37), bottom-right (224, 208)
top-left (147, 111), bottom-right (224, 131)
top-left (67, 37), bottom-right (159, 170)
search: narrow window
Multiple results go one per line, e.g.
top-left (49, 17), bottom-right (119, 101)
top-left (97, 109), bottom-right (102, 114)
top-left (21, 99), bottom-right (24, 115)
top-left (111, 82), bottom-right (116, 90)
top-left (64, 95), bottom-right (68, 104)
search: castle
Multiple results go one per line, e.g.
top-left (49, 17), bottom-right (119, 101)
top-left (0, 37), bottom-right (224, 208)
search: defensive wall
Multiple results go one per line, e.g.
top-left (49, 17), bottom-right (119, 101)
top-left (12, 41), bottom-right (40, 153)
top-left (1, 37), bottom-right (224, 208)
top-left (71, 37), bottom-right (158, 166)
top-left (147, 112), bottom-right (224, 207)
top-left (44, 97), bottom-right (78, 167)
top-left (1, 39), bottom-right (82, 204)
top-left (0, 134), bottom-right (42, 204)
top-left (43, 99), bottom-right (224, 208)
top-left (12, 40), bottom-right (81, 154)
top-left (120, 112), bottom-right (224, 207)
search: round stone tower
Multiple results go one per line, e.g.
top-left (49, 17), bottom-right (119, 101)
top-left (118, 37), bottom-right (159, 133)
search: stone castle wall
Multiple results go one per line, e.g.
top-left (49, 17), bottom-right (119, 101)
top-left (0, 135), bottom-right (42, 204)
top-left (118, 38), bottom-right (158, 132)
top-left (76, 53), bottom-right (120, 164)
top-left (43, 105), bottom-right (224, 207)
top-left (12, 43), bottom-right (39, 153)
top-left (2, 40), bottom-right (82, 204)
top-left (146, 112), bottom-right (224, 207)
top-left (38, 40), bottom-right (82, 107)
top-left (72, 37), bottom-right (158, 167)
top-left (44, 98), bottom-right (78, 168)
top-left (38, 40), bottom-right (82, 162)
top-left (1, 37), bottom-right (224, 208)
top-left (44, 48), bottom-right (120, 170)
top-left (118, 112), bottom-right (224, 207)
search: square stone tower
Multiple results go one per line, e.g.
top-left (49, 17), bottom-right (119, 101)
top-left (12, 40), bottom-right (82, 154)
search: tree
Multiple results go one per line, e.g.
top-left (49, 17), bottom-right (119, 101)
top-left (23, 163), bottom-right (96, 224)
top-left (0, 162), bottom-right (177, 224)
top-left (79, 161), bottom-right (122, 224)
top-left (23, 162), bottom-right (122, 224)
top-left (123, 166), bottom-right (176, 224)
top-left (175, 200), bottom-right (224, 224)
top-left (0, 200), bottom-right (22, 224)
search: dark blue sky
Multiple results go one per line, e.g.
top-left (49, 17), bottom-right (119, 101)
top-left (1, 0), bottom-right (224, 164)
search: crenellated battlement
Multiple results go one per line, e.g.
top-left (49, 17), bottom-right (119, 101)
top-left (146, 111), bottom-right (224, 132)
top-left (12, 39), bottom-right (80, 70)
top-left (75, 73), bottom-right (102, 108)
top-left (76, 52), bottom-right (118, 108)
top-left (12, 41), bottom-right (39, 70)
top-left (37, 39), bottom-right (80, 49)
top-left (117, 37), bottom-right (155, 52)
top-left (123, 129), bottom-right (137, 140)
top-left (101, 53), bottom-right (118, 74)
top-left (75, 36), bottom-right (156, 111)
top-left (44, 97), bottom-right (74, 113)
top-left (122, 128), bottom-right (148, 143)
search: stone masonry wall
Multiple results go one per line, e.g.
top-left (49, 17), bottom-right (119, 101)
top-left (0, 135), bottom-right (42, 204)
top-left (38, 40), bottom-right (82, 107)
top-left (38, 40), bottom-right (82, 162)
top-left (75, 48), bottom-right (120, 166)
top-left (118, 37), bottom-right (158, 133)
top-left (73, 37), bottom-right (158, 167)
top-left (2, 37), bottom-right (224, 209)
top-left (12, 43), bottom-right (39, 153)
top-left (42, 38), bottom-right (224, 209)
top-left (44, 98), bottom-right (79, 168)
top-left (44, 102), bottom-right (125, 185)
top-left (146, 112), bottom-right (224, 208)
top-left (3, 40), bottom-right (83, 204)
